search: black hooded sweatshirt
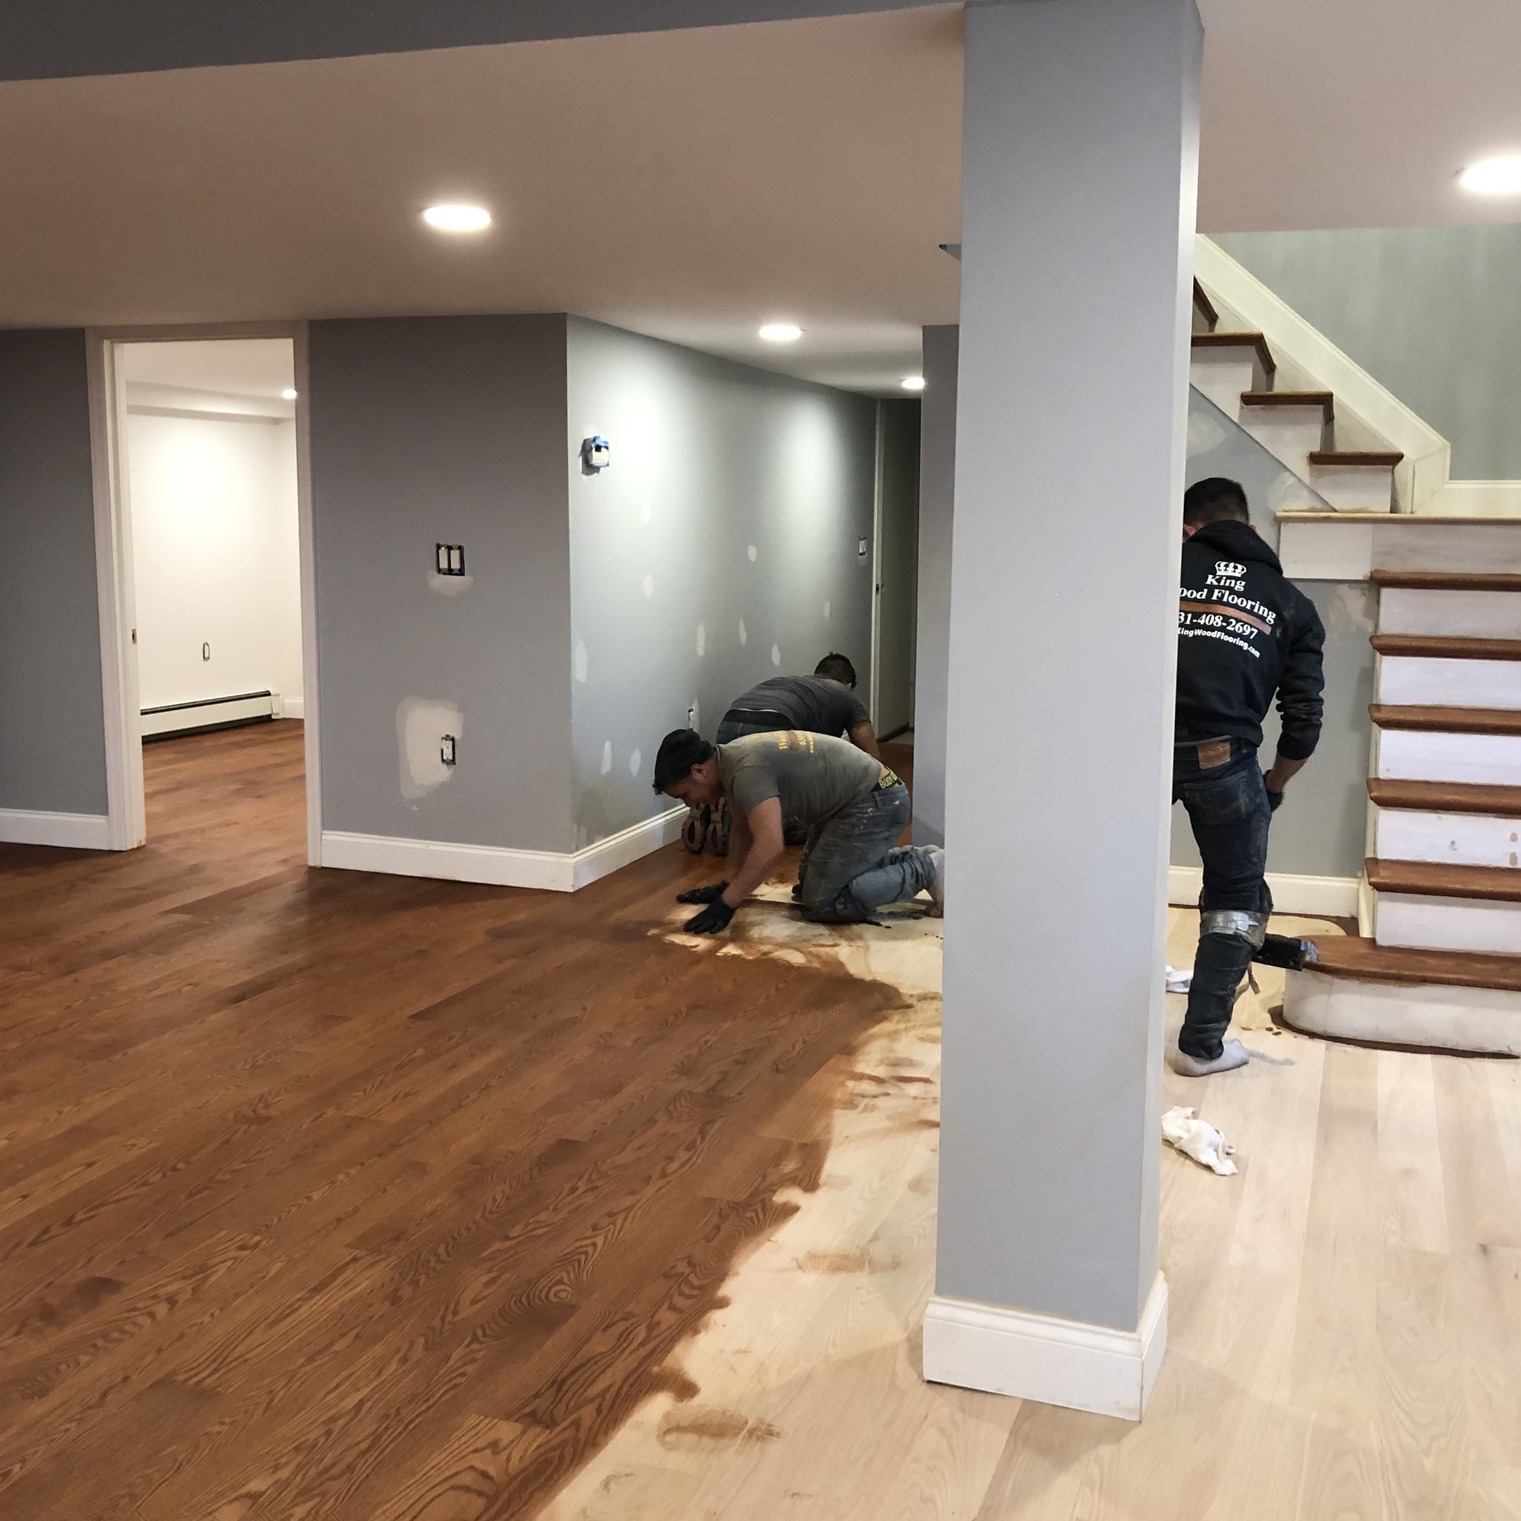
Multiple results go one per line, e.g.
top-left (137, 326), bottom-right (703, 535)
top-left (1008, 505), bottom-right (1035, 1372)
top-left (1176, 519), bottom-right (1326, 761)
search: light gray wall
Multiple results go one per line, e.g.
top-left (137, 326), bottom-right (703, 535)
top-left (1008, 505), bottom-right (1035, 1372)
top-left (308, 316), bottom-right (575, 852)
top-left (0, 329), bottom-right (109, 817)
top-left (565, 317), bottom-right (876, 849)
top-left (874, 397), bottom-right (920, 738)
top-left (1, 0), bottom-right (931, 81)
top-left (911, 325), bottom-right (957, 848)
top-left (1215, 226), bottom-right (1521, 481)
top-left (1178, 390), bottom-right (1372, 882)
top-left (937, 0), bottom-right (1199, 1334)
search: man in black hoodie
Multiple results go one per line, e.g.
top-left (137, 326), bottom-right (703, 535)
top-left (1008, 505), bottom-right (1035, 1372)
top-left (1171, 477), bottom-right (1326, 1076)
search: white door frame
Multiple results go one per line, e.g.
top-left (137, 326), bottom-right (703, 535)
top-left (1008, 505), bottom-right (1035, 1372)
top-left (85, 320), bottom-right (324, 864)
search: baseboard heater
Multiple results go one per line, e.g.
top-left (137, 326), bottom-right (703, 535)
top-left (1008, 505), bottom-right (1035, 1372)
top-left (141, 690), bottom-right (276, 741)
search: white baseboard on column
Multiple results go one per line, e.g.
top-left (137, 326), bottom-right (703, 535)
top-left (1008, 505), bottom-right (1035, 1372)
top-left (923, 1273), bottom-right (1167, 1421)
top-left (1168, 866), bottom-right (1359, 919)
top-left (0, 808), bottom-right (113, 850)
top-left (320, 807), bottom-right (685, 893)
top-left (280, 696), bottom-right (305, 719)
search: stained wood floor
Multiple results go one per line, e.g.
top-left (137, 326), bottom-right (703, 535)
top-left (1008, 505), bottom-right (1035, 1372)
top-left (3, 722), bottom-right (1520, 1520)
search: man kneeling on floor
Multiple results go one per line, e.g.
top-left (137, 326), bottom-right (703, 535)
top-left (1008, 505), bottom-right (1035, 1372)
top-left (652, 728), bottom-right (944, 933)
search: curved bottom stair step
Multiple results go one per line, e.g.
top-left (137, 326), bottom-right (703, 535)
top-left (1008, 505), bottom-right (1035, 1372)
top-left (1282, 937), bottom-right (1521, 1057)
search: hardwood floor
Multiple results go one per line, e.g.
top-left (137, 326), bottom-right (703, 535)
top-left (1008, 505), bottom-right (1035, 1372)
top-left (2, 720), bottom-right (1519, 1519)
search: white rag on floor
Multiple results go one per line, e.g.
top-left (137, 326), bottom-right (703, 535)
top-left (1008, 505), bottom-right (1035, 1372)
top-left (1165, 965), bottom-right (1193, 993)
top-left (1162, 1106), bottom-right (1238, 1176)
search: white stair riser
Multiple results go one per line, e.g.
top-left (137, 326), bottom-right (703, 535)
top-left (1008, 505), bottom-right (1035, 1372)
top-left (1377, 656), bottom-right (1521, 711)
top-left (1376, 729), bottom-right (1521, 787)
top-left (1374, 891), bottom-right (1521, 955)
top-left (1378, 587), bottom-right (1521, 639)
top-left (1189, 351), bottom-right (1261, 417)
top-left (1308, 462), bottom-right (1395, 513)
top-left (1284, 968), bottom-right (1521, 1057)
top-left (1238, 406), bottom-right (1325, 478)
top-left (1374, 807), bottom-right (1521, 870)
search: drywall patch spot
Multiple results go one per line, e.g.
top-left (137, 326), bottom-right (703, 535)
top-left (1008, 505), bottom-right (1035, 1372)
top-left (823, 599), bottom-right (831, 620)
top-left (1186, 407), bottom-right (1226, 457)
top-left (629, 748), bottom-right (643, 778)
top-left (747, 544), bottom-right (758, 563)
top-left (397, 697), bottom-right (463, 802)
top-left (738, 619), bottom-right (748, 647)
top-left (696, 623), bottom-right (706, 657)
top-left (600, 741), bottom-right (613, 776)
top-left (642, 574), bottom-right (655, 599)
top-left (427, 570), bottom-right (474, 599)
top-left (574, 640), bottom-right (589, 683)
top-left (771, 644), bottom-right (782, 667)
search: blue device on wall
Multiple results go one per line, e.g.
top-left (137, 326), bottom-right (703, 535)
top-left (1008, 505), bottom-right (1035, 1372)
top-left (580, 435), bottom-right (611, 473)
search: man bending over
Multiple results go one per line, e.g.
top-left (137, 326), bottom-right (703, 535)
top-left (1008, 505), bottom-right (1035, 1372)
top-left (653, 727), bottom-right (943, 934)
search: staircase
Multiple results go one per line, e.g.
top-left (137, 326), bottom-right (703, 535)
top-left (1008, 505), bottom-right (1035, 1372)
top-left (1190, 282), bottom-right (1403, 513)
top-left (1283, 566), bottom-right (1521, 1055)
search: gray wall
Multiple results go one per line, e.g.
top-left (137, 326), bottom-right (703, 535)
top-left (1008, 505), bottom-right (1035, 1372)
top-left (1178, 390), bottom-right (1372, 881)
top-left (1, 0), bottom-right (931, 81)
top-left (309, 316), bottom-right (575, 852)
top-left (874, 398), bottom-right (920, 738)
top-left (911, 324), bottom-right (957, 848)
top-left (1216, 226), bottom-right (1521, 480)
top-left (936, 0), bottom-right (1199, 1335)
top-left (565, 317), bottom-right (876, 849)
top-left (0, 329), bottom-right (109, 817)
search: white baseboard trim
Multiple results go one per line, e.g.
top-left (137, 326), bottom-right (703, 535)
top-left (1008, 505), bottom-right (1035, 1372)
top-left (1168, 866), bottom-right (1359, 919)
top-left (0, 808), bottom-right (113, 851)
top-left (280, 696), bottom-right (305, 719)
top-left (923, 1273), bottom-right (1167, 1421)
top-left (320, 806), bottom-right (686, 894)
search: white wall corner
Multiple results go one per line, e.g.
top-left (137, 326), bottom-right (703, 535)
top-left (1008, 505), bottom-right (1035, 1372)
top-left (1168, 866), bottom-right (1360, 919)
top-left (0, 809), bottom-right (113, 851)
top-left (923, 1273), bottom-right (1167, 1421)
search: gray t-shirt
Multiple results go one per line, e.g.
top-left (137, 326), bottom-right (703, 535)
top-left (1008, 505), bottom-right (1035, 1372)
top-left (717, 730), bottom-right (882, 825)
top-left (729, 675), bottom-right (869, 737)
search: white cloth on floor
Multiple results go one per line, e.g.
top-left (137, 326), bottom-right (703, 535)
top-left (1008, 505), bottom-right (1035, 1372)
top-left (1165, 965), bottom-right (1193, 993)
top-left (1161, 1105), bottom-right (1238, 1176)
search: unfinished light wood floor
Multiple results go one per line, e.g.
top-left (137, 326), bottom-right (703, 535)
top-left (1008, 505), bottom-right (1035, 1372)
top-left (2, 723), bottom-right (1520, 1520)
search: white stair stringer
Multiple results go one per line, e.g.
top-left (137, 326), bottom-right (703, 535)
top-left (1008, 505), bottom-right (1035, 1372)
top-left (1284, 967), bottom-right (1521, 1057)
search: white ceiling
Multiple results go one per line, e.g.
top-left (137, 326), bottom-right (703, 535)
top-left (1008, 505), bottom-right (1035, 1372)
top-left (1, 2), bottom-right (1519, 393)
top-left (120, 338), bottom-right (295, 397)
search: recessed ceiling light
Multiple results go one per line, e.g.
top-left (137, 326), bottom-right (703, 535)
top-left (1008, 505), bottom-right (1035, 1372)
top-left (1458, 155), bottom-right (1521, 196)
top-left (280, 387), bottom-right (298, 401)
top-left (758, 323), bottom-right (803, 343)
top-left (422, 203), bottom-right (493, 233)
top-left (901, 375), bottom-right (927, 392)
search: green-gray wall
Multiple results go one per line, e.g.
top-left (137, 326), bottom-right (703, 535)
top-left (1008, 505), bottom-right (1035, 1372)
top-left (1216, 226), bottom-right (1521, 481)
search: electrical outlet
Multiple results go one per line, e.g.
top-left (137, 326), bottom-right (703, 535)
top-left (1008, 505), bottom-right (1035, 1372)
top-left (202, 641), bottom-right (211, 661)
top-left (687, 705), bottom-right (697, 727)
top-left (857, 537), bottom-right (869, 558)
top-left (440, 734), bottom-right (457, 766)
top-left (435, 543), bottom-right (466, 576)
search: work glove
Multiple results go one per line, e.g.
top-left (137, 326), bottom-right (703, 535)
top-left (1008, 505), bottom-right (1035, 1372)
top-left (683, 898), bottom-right (736, 935)
top-left (1263, 774), bottom-right (1284, 813)
top-left (676, 881), bottom-right (729, 905)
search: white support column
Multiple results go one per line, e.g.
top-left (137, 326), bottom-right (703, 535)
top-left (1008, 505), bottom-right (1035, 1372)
top-left (911, 323), bottom-right (958, 847)
top-left (925, 0), bottom-right (1201, 1421)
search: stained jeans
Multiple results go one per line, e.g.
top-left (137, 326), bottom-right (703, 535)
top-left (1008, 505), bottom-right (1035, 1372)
top-left (1173, 740), bottom-right (1272, 1060)
top-left (799, 782), bottom-right (934, 922)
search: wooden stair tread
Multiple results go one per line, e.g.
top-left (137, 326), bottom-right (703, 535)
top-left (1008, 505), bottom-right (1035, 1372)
top-left (1367, 857), bottom-right (1521, 903)
top-left (1192, 279), bottom-right (1218, 332)
top-left (1303, 934), bottom-right (1521, 994)
top-left (1240, 389), bottom-right (1334, 421)
top-left (1369, 778), bottom-right (1521, 817)
top-left (1190, 330), bottom-right (1276, 377)
top-left (1370, 703), bottom-right (1521, 736)
top-left (1372, 570), bottom-right (1521, 593)
top-left (1308, 449), bottom-right (1405, 467)
top-left (1372, 633), bottom-right (1521, 662)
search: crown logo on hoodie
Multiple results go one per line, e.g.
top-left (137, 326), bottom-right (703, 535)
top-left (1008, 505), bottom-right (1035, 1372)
top-left (1215, 560), bottom-right (1246, 579)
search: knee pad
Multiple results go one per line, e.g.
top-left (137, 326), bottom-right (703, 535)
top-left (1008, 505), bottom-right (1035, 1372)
top-left (1199, 909), bottom-right (1269, 950)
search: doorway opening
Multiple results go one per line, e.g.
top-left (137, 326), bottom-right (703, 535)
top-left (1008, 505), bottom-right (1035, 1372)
top-left (92, 329), bottom-right (320, 860)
